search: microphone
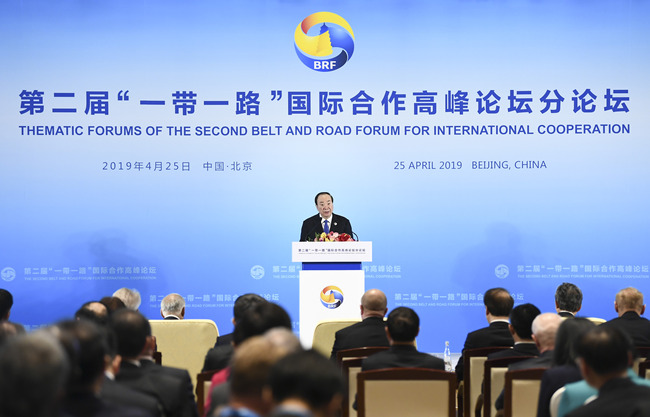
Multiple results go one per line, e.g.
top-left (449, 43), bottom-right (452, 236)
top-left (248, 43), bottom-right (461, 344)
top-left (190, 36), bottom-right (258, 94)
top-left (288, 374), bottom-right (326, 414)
top-left (302, 223), bottom-right (322, 241)
top-left (352, 232), bottom-right (360, 241)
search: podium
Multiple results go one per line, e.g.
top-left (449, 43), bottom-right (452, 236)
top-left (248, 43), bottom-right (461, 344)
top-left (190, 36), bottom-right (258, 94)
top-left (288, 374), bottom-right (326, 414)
top-left (292, 241), bottom-right (372, 348)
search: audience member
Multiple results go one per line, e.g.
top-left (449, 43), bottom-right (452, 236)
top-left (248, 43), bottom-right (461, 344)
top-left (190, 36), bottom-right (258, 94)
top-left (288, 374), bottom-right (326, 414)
top-left (100, 296), bottom-right (127, 315)
top-left (330, 288), bottom-right (389, 361)
top-left (555, 283), bottom-right (582, 317)
top-left (456, 288), bottom-right (515, 382)
top-left (111, 309), bottom-right (198, 417)
top-left (211, 336), bottom-right (294, 417)
top-left (75, 301), bottom-right (109, 326)
top-left (600, 287), bottom-right (650, 348)
top-left (487, 303), bottom-right (541, 360)
top-left (0, 320), bottom-right (26, 345)
top-left (268, 350), bottom-right (344, 417)
top-left (0, 331), bottom-right (69, 417)
top-left (160, 293), bottom-right (185, 320)
top-left (361, 307), bottom-right (444, 371)
top-left (0, 288), bottom-right (13, 321)
top-left (203, 293), bottom-right (266, 372)
top-left (565, 326), bottom-right (650, 417)
top-left (536, 318), bottom-right (595, 417)
top-left (113, 288), bottom-right (142, 310)
top-left (495, 312), bottom-right (562, 411)
top-left (54, 319), bottom-right (153, 417)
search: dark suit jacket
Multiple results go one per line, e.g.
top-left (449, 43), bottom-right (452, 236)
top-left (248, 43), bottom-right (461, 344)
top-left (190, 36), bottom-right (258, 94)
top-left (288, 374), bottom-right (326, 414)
top-left (163, 316), bottom-right (180, 320)
top-left (486, 342), bottom-right (539, 360)
top-left (495, 350), bottom-right (554, 410)
top-left (300, 213), bottom-right (353, 241)
top-left (601, 311), bottom-right (650, 348)
top-left (537, 365), bottom-right (582, 417)
top-left (139, 359), bottom-right (198, 417)
top-left (101, 376), bottom-right (162, 417)
top-left (455, 321), bottom-right (514, 381)
top-left (215, 332), bottom-right (233, 347)
top-left (558, 311), bottom-right (576, 318)
top-left (361, 344), bottom-right (445, 371)
top-left (202, 344), bottom-right (234, 372)
top-left (565, 377), bottom-right (650, 417)
top-left (117, 361), bottom-right (197, 417)
top-left (64, 392), bottom-right (153, 417)
top-left (330, 317), bottom-right (389, 360)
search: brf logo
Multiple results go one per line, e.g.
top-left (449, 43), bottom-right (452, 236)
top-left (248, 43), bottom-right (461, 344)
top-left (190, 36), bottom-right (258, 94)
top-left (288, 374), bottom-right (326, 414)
top-left (320, 285), bottom-right (344, 309)
top-left (294, 12), bottom-right (355, 72)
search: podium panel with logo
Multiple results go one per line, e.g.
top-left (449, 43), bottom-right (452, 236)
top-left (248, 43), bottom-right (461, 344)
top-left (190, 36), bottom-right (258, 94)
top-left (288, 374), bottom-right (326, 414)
top-left (292, 242), bottom-right (372, 348)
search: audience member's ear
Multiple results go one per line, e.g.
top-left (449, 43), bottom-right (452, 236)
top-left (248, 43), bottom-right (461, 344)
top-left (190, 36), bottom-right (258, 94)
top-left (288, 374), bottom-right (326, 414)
top-left (160, 310), bottom-right (165, 319)
top-left (508, 324), bottom-right (516, 337)
top-left (641, 305), bottom-right (646, 315)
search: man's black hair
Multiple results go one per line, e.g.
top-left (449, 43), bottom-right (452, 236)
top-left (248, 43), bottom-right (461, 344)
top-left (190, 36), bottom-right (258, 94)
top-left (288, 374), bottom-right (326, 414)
top-left (232, 302), bottom-right (291, 346)
top-left (0, 289), bottom-right (13, 320)
top-left (509, 303), bottom-right (541, 340)
top-left (314, 192), bottom-right (333, 205)
top-left (555, 283), bottom-right (583, 312)
top-left (386, 307), bottom-right (419, 342)
top-left (484, 288), bottom-right (514, 317)
top-left (552, 317), bottom-right (595, 367)
top-left (270, 350), bottom-right (344, 409)
top-left (576, 325), bottom-right (632, 375)
top-left (233, 293), bottom-right (266, 322)
top-left (56, 320), bottom-right (108, 393)
top-left (109, 309), bottom-right (150, 358)
top-left (74, 301), bottom-right (108, 326)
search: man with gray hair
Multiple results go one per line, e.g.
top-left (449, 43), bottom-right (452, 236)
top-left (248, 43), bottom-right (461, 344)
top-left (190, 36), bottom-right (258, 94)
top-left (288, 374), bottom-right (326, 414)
top-left (161, 293), bottom-right (185, 320)
top-left (113, 287), bottom-right (142, 310)
top-left (601, 287), bottom-right (650, 348)
top-left (0, 332), bottom-right (69, 417)
top-left (555, 282), bottom-right (583, 317)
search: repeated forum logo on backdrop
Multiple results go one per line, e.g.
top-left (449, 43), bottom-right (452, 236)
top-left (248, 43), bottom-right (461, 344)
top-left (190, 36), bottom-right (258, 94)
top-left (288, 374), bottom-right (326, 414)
top-left (320, 285), bottom-right (344, 309)
top-left (294, 12), bottom-right (355, 72)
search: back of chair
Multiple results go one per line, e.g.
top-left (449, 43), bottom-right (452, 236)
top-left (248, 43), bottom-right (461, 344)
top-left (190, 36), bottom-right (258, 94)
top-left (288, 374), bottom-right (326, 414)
top-left (195, 369), bottom-right (218, 417)
top-left (503, 368), bottom-right (546, 417)
top-left (357, 368), bottom-right (456, 417)
top-left (339, 347), bottom-right (389, 417)
top-left (585, 317), bottom-right (606, 325)
top-left (149, 319), bottom-right (219, 398)
top-left (463, 347), bottom-right (511, 417)
top-left (483, 356), bottom-right (534, 417)
top-left (311, 319), bottom-right (360, 358)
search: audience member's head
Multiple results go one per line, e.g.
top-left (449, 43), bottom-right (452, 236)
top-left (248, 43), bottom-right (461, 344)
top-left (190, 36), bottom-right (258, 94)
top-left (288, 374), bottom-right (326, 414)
top-left (0, 331), bottom-right (69, 417)
top-left (552, 317), bottom-right (595, 366)
top-left (575, 326), bottom-right (633, 389)
top-left (226, 335), bottom-right (293, 416)
top-left (74, 301), bottom-right (109, 326)
top-left (484, 288), bottom-right (514, 319)
top-left (0, 321), bottom-right (26, 346)
top-left (531, 312), bottom-right (563, 352)
top-left (233, 293), bottom-right (266, 324)
top-left (555, 283), bottom-right (582, 315)
top-left (232, 301), bottom-right (291, 346)
top-left (112, 288), bottom-right (141, 310)
top-left (360, 289), bottom-right (388, 319)
top-left (110, 308), bottom-right (151, 359)
top-left (54, 319), bottom-right (109, 394)
top-left (99, 296), bottom-right (126, 315)
top-left (160, 293), bottom-right (185, 319)
top-left (386, 307), bottom-right (419, 343)
top-left (0, 289), bottom-right (13, 321)
top-left (269, 350), bottom-right (344, 417)
top-left (263, 327), bottom-right (303, 354)
top-left (615, 287), bottom-right (645, 316)
top-left (509, 303), bottom-right (541, 341)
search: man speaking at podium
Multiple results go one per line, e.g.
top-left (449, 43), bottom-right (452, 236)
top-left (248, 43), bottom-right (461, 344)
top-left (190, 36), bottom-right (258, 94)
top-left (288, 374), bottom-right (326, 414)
top-left (300, 192), bottom-right (353, 241)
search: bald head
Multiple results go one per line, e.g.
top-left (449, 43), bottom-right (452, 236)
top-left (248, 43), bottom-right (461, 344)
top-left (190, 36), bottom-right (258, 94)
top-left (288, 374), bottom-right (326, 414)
top-left (531, 313), bottom-right (562, 352)
top-left (361, 289), bottom-right (387, 319)
top-left (615, 287), bottom-right (645, 316)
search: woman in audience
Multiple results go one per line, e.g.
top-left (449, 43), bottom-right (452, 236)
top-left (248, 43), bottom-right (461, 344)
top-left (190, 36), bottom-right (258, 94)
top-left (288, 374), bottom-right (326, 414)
top-left (536, 318), bottom-right (595, 417)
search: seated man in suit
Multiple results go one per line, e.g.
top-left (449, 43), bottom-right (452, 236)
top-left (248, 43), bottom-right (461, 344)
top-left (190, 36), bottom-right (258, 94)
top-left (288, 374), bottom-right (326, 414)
top-left (330, 288), bottom-right (389, 361)
top-left (494, 312), bottom-right (562, 411)
top-left (203, 293), bottom-right (266, 372)
top-left (268, 350), bottom-right (344, 417)
top-left (113, 287), bottom-right (142, 310)
top-left (75, 301), bottom-right (110, 326)
top-left (487, 303), bottom-right (541, 360)
top-left (565, 326), bottom-right (650, 417)
top-left (361, 306), bottom-right (444, 371)
top-left (160, 293), bottom-right (185, 320)
top-left (555, 282), bottom-right (582, 318)
top-left (300, 192), bottom-right (353, 241)
top-left (455, 288), bottom-right (515, 383)
top-left (111, 309), bottom-right (199, 417)
top-left (600, 287), bottom-right (650, 348)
